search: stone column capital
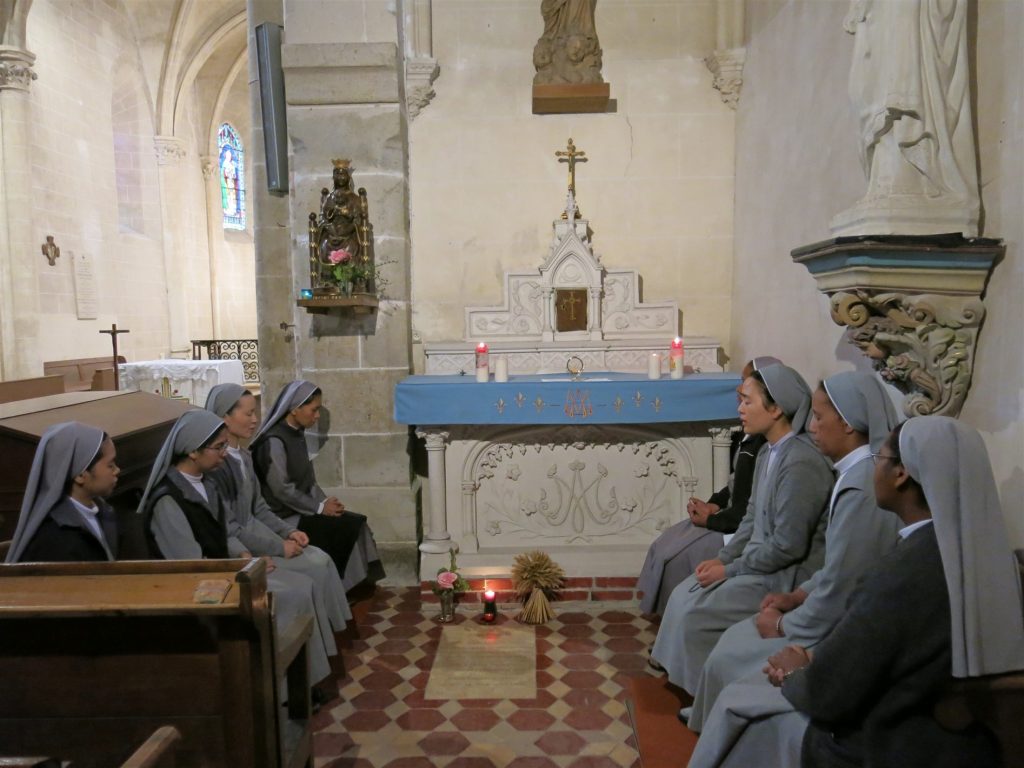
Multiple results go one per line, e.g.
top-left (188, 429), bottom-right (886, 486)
top-left (0, 46), bottom-right (37, 92)
top-left (154, 135), bottom-right (188, 166)
top-left (200, 154), bottom-right (216, 179)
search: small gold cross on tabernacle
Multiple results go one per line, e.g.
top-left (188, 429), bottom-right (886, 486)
top-left (555, 138), bottom-right (587, 196)
top-left (560, 292), bottom-right (581, 320)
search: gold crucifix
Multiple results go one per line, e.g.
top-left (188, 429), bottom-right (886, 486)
top-left (555, 138), bottom-right (587, 196)
top-left (560, 292), bottom-right (581, 320)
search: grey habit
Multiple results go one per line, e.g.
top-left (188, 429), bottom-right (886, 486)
top-left (688, 371), bottom-right (901, 732)
top-left (206, 383), bottom-right (353, 637)
top-left (691, 415), bottom-right (1024, 768)
top-left (6, 422), bottom-right (111, 563)
top-left (140, 409), bottom-right (336, 684)
top-left (254, 380), bottom-right (380, 591)
top-left (637, 357), bottom-right (780, 615)
top-left (651, 364), bottom-right (833, 695)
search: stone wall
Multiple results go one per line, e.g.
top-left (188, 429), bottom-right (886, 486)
top-left (731, 1), bottom-right (1024, 543)
top-left (408, 0), bottom-right (735, 367)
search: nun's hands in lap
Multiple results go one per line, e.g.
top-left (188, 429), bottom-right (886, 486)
top-left (761, 589), bottom-right (805, 613)
top-left (765, 644), bottom-right (811, 687)
top-left (283, 539), bottom-right (304, 558)
top-left (288, 530), bottom-right (309, 547)
top-left (695, 559), bottom-right (726, 587)
top-left (756, 607), bottom-right (784, 638)
top-left (323, 497), bottom-right (345, 516)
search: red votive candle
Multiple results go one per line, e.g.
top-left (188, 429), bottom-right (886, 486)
top-left (482, 589), bottom-right (497, 622)
top-left (475, 342), bottom-right (490, 383)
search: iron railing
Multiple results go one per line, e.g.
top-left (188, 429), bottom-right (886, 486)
top-left (191, 339), bottom-right (260, 384)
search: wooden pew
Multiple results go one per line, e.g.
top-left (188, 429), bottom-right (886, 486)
top-left (0, 559), bottom-right (312, 768)
top-left (43, 357), bottom-right (125, 393)
top-left (0, 376), bottom-right (65, 405)
top-left (120, 726), bottom-right (182, 768)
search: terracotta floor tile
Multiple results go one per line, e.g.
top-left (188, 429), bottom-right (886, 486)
top-left (562, 689), bottom-right (611, 709)
top-left (561, 654), bottom-right (602, 670)
top-left (506, 760), bottom-right (560, 768)
top-left (340, 710), bottom-right (391, 731)
top-left (604, 637), bottom-right (646, 653)
top-left (563, 708), bottom-right (614, 731)
top-left (416, 732), bottom-right (471, 756)
top-left (560, 670), bottom-right (606, 689)
top-left (313, 731), bottom-right (356, 756)
top-left (558, 637), bottom-right (600, 654)
top-left (349, 690), bottom-right (398, 710)
top-left (507, 709), bottom-right (557, 731)
top-left (445, 758), bottom-right (499, 768)
top-left (360, 670), bottom-right (406, 690)
top-left (534, 731), bottom-right (589, 755)
top-left (395, 709), bottom-right (448, 731)
top-left (449, 708), bottom-right (502, 731)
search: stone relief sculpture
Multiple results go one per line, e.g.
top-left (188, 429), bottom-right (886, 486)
top-left (534, 0), bottom-right (604, 85)
top-left (831, 0), bottom-right (979, 237)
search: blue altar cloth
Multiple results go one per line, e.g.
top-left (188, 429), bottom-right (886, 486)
top-left (394, 372), bottom-right (742, 426)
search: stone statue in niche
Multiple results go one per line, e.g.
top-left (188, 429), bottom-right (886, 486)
top-left (832, 0), bottom-right (979, 237)
top-left (534, 0), bottom-right (604, 85)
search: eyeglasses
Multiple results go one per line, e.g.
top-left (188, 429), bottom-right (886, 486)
top-left (204, 442), bottom-right (230, 454)
top-left (870, 452), bottom-right (898, 465)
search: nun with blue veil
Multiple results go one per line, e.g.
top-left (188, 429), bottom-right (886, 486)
top-left (651, 364), bottom-right (834, 698)
top-left (687, 371), bottom-right (902, 732)
top-left (137, 409), bottom-right (339, 687)
top-left (690, 415), bottom-right (1024, 768)
top-left (6, 421), bottom-right (119, 563)
top-left (250, 380), bottom-right (384, 591)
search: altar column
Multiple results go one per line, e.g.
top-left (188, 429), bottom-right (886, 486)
top-left (710, 426), bottom-right (734, 491)
top-left (0, 46), bottom-right (39, 379)
top-left (416, 428), bottom-right (452, 553)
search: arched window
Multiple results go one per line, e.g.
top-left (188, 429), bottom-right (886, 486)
top-left (218, 123), bottom-right (246, 230)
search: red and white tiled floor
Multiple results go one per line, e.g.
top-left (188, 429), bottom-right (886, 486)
top-left (314, 587), bottom-right (660, 768)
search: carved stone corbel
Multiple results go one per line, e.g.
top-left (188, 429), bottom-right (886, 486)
top-left (831, 290), bottom-right (984, 417)
top-left (793, 235), bottom-right (1004, 418)
top-left (703, 47), bottom-right (745, 109)
top-left (154, 136), bottom-right (187, 166)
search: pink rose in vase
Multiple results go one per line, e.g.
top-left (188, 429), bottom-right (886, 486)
top-left (328, 248), bottom-right (351, 264)
top-left (436, 571), bottom-right (458, 590)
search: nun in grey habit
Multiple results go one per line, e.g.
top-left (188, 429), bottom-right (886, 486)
top-left (637, 357), bottom-right (781, 616)
top-left (650, 364), bottom-right (834, 695)
top-left (690, 415), bottom-right (1024, 768)
top-left (206, 383), bottom-right (352, 638)
top-left (250, 380), bottom-right (383, 591)
top-left (687, 371), bottom-right (901, 732)
top-left (6, 421), bottom-right (117, 563)
top-left (138, 409), bottom-right (338, 685)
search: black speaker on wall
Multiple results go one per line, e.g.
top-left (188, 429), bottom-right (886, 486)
top-left (255, 22), bottom-right (288, 195)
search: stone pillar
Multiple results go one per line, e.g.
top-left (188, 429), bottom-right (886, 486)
top-left (154, 135), bottom-right (191, 355)
top-left (281, 9), bottom-right (418, 581)
top-left (201, 155), bottom-right (222, 339)
top-left (0, 46), bottom-right (39, 378)
top-left (247, 0), bottom-right (294, 400)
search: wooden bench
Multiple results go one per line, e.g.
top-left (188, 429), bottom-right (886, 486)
top-left (0, 376), bottom-right (65, 405)
top-left (0, 559), bottom-right (312, 768)
top-left (43, 357), bottom-right (125, 392)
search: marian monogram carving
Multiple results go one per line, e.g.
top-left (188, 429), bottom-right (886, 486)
top-left (468, 430), bottom-right (699, 546)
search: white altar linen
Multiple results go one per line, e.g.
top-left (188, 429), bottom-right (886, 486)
top-left (119, 359), bottom-right (246, 406)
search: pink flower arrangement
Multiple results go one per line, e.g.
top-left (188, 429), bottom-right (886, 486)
top-left (328, 248), bottom-right (352, 264)
top-left (436, 571), bottom-right (458, 590)
top-left (432, 548), bottom-right (469, 594)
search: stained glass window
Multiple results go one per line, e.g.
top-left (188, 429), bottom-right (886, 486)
top-left (218, 123), bottom-right (246, 230)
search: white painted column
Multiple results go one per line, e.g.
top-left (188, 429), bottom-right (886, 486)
top-left (201, 155), bottom-right (222, 340)
top-left (0, 46), bottom-right (39, 378)
top-left (709, 426), bottom-right (735, 492)
top-left (417, 428), bottom-right (454, 553)
top-left (154, 135), bottom-right (191, 355)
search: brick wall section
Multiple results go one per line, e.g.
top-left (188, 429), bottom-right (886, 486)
top-left (420, 576), bottom-right (642, 605)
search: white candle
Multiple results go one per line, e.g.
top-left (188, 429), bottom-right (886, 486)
top-left (670, 337), bottom-right (684, 379)
top-left (648, 352), bottom-right (661, 380)
top-left (475, 342), bottom-right (490, 383)
top-left (494, 356), bottom-right (508, 383)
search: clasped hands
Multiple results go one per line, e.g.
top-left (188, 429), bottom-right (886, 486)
top-left (694, 558), bottom-right (726, 587)
top-left (764, 644), bottom-right (812, 687)
top-left (282, 529), bottom-right (310, 558)
top-left (687, 497), bottom-right (720, 528)
top-left (322, 496), bottom-right (346, 516)
top-left (754, 589), bottom-right (807, 638)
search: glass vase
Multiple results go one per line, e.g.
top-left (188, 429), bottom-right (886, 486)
top-left (438, 590), bottom-right (456, 622)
